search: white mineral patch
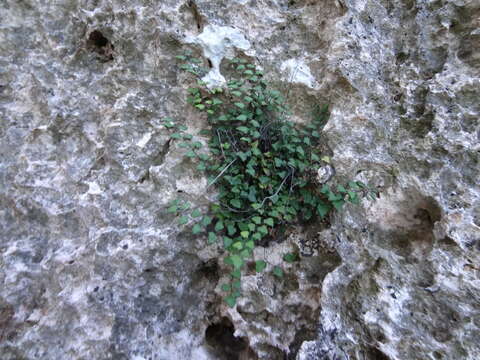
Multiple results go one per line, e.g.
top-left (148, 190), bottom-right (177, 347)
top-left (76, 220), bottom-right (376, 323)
top-left (87, 181), bottom-right (102, 195)
top-left (136, 132), bottom-right (151, 148)
top-left (280, 58), bottom-right (318, 88)
top-left (175, 175), bottom-right (207, 196)
top-left (187, 25), bottom-right (251, 88)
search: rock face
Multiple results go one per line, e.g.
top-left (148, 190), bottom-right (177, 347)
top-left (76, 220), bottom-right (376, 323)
top-left (0, 1), bottom-right (479, 360)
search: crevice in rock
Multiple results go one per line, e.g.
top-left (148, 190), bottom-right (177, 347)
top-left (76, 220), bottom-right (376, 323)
top-left (287, 326), bottom-right (317, 359)
top-left (138, 170), bottom-right (149, 184)
top-left (152, 138), bottom-right (172, 166)
top-left (205, 317), bottom-right (257, 360)
top-left (187, 0), bottom-right (204, 32)
top-left (438, 236), bottom-right (457, 247)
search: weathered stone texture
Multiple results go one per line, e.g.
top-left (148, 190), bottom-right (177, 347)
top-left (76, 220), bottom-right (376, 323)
top-left (0, 0), bottom-right (478, 359)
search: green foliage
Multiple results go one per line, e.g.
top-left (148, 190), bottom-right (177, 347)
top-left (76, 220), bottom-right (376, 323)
top-left (273, 266), bottom-right (284, 278)
top-left (255, 260), bottom-right (267, 272)
top-left (161, 53), bottom-right (374, 308)
top-left (283, 252), bottom-right (298, 263)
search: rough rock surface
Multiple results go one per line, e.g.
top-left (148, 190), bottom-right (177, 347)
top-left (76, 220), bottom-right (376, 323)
top-left (1, 0), bottom-right (479, 360)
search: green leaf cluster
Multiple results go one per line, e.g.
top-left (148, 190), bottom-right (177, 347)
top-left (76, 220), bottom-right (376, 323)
top-left (161, 54), bottom-right (373, 307)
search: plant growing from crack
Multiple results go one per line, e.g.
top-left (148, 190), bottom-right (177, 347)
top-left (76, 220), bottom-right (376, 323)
top-left (163, 52), bottom-right (375, 307)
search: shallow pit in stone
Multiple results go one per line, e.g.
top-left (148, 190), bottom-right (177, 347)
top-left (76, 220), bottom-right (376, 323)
top-left (87, 30), bottom-right (114, 62)
top-left (205, 317), bottom-right (256, 360)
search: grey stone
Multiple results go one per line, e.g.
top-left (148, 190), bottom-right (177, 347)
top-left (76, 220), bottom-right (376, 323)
top-left (1, 0), bottom-right (479, 359)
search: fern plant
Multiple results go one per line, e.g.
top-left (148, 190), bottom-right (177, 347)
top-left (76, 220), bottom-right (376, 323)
top-left (163, 52), bottom-right (371, 307)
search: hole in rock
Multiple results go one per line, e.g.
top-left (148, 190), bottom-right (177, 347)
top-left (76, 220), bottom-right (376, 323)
top-left (197, 259), bottom-right (219, 283)
top-left (367, 346), bottom-right (390, 360)
top-left (414, 206), bottom-right (439, 227)
top-left (89, 30), bottom-right (109, 47)
top-left (205, 317), bottom-right (256, 360)
top-left (395, 51), bottom-right (409, 64)
top-left (385, 194), bottom-right (442, 257)
top-left (87, 30), bottom-right (114, 62)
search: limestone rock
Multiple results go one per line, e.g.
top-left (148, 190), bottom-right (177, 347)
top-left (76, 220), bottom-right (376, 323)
top-left (1, 0), bottom-right (479, 359)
